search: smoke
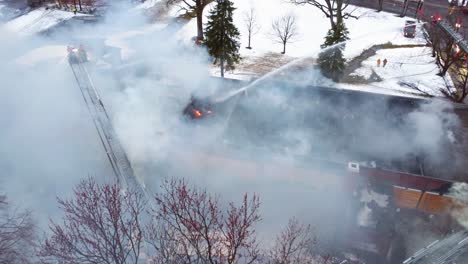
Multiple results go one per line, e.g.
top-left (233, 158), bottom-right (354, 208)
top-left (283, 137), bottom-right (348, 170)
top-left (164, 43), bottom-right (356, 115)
top-left (449, 183), bottom-right (468, 229)
top-left (0, 2), bottom-right (465, 259)
top-left (0, 28), bottom-right (115, 228)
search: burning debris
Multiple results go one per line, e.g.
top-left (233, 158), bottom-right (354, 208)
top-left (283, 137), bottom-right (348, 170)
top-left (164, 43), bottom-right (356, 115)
top-left (183, 96), bottom-right (214, 119)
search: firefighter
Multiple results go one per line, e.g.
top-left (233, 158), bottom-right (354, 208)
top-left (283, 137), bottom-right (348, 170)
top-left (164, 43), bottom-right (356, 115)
top-left (377, 58), bottom-right (381, 67)
top-left (383, 58), bottom-right (388, 67)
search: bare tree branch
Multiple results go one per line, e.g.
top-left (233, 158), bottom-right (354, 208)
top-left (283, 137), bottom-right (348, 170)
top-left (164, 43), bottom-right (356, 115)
top-left (147, 178), bottom-right (261, 264)
top-left (270, 13), bottom-right (299, 54)
top-left (167, 0), bottom-right (212, 39)
top-left (39, 178), bottom-right (146, 264)
top-left (243, 7), bottom-right (260, 49)
top-left (0, 195), bottom-right (36, 264)
top-left (269, 217), bottom-right (318, 264)
top-left (289, 0), bottom-right (357, 31)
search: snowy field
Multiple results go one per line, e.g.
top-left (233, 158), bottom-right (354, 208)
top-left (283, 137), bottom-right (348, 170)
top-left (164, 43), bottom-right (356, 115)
top-left (177, 0), bottom-right (426, 58)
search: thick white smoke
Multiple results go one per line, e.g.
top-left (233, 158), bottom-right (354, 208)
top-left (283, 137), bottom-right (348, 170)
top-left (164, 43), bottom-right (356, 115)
top-left (0, 1), bottom-right (465, 257)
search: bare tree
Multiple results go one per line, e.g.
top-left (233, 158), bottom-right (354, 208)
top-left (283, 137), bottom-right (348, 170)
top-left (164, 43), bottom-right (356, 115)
top-left (425, 17), bottom-right (462, 77)
top-left (167, 0), bottom-right (211, 40)
top-left (271, 14), bottom-right (299, 54)
top-left (269, 218), bottom-right (318, 264)
top-left (448, 59), bottom-right (468, 102)
top-left (39, 178), bottom-right (146, 264)
top-left (0, 195), bottom-right (36, 264)
top-left (147, 178), bottom-right (261, 264)
top-left (289, 0), bottom-right (357, 32)
top-left (244, 7), bottom-right (260, 49)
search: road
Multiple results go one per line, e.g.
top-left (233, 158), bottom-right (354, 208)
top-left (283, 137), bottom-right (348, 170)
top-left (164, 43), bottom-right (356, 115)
top-left (349, 0), bottom-right (468, 35)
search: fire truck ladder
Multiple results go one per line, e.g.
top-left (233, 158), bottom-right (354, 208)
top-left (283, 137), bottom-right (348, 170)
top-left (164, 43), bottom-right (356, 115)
top-left (403, 230), bottom-right (468, 264)
top-left (69, 57), bottom-right (148, 197)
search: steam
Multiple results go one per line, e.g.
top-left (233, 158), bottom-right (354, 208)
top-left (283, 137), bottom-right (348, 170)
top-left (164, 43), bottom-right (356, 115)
top-left (449, 183), bottom-right (468, 229)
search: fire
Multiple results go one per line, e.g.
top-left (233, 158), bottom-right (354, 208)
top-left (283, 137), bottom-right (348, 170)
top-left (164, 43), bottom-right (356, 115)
top-left (193, 109), bottom-right (203, 118)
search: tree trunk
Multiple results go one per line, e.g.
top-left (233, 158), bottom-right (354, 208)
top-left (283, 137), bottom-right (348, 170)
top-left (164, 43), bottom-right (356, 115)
top-left (459, 82), bottom-right (468, 102)
top-left (196, 7), bottom-right (204, 40)
top-left (282, 42), bottom-right (286, 54)
top-left (247, 32), bottom-right (251, 48)
top-left (440, 66), bottom-right (449, 76)
top-left (401, 0), bottom-right (409, 17)
top-left (220, 55), bottom-right (225, 78)
top-left (78, 0), bottom-right (82, 11)
top-left (378, 0), bottom-right (384, 11)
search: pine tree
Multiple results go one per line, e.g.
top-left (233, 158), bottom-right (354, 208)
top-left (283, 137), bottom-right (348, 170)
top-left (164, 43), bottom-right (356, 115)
top-left (317, 23), bottom-right (349, 82)
top-left (204, 0), bottom-right (241, 78)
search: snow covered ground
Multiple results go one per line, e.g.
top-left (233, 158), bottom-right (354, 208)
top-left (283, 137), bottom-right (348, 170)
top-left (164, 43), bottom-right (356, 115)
top-left (5, 7), bottom-right (87, 34)
top-left (176, 0), bottom-right (449, 97)
top-left (350, 47), bottom-right (453, 96)
top-left (2, 0), bottom-right (451, 98)
top-left (177, 0), bottom-right (424, 58)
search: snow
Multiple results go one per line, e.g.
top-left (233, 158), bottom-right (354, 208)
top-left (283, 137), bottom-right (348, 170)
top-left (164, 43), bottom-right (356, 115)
top-left (357, 187), bottom-right (389, 227)
top-left (360, 187), bottom-right (389, 208)
top-left (136, 0), bottom-right (162, 10)
top-left (178, 0), bottom-right (426, 59)
top-left (447, 130), bottom-right (456, 143)
top-left (14, 45), bottom-right (68, 66)
top-left (350, 47), bottom-right (452, 96)
top-left (5, 7), bottom-right (86, 34)
top-left (175, 0), bottom-right (449, 98)
top-left (357, 205), bottom-right (374, 227)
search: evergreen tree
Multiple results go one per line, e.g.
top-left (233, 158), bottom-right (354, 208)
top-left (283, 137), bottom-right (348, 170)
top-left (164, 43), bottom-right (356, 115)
top-left (204, 0), bottom-right (241, 78)
top-left (317, 23), bottom-right (349, 82)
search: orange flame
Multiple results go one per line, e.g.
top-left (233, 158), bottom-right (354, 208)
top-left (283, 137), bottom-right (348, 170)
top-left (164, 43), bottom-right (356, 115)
top-left (193, 109), bottom-right (202, 118)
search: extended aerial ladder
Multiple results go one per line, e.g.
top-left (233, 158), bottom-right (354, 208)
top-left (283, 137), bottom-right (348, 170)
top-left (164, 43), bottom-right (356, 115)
top-left (67, 47), bottom-right (148, 197)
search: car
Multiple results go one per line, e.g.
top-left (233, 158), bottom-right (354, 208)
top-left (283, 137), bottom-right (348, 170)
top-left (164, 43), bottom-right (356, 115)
top-left (183, 96), bottom-right (214, 119)
top-left (404, 20), bottom-right (416, 38)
